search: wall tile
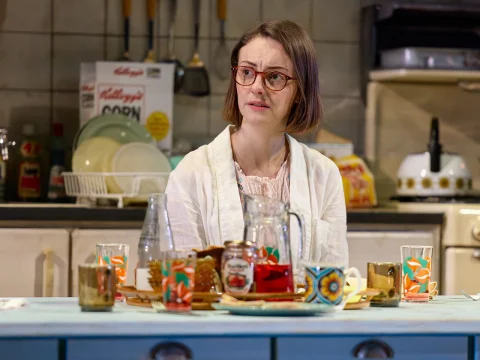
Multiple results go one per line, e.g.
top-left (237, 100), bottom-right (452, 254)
top-left (322, 96), bottom-right (364, 153)
top-left (209, 94), bottom-right (228, 136)
top-left (316, 42), bottom-right (360, 97)
top-left (52, 92), bottom-right (79, 150)
top-left (0, 91), bottom-right (50, 136)
top-left (157, 0), bottom-right (210, 38)
top-left (0, 0), bottom-right (51, 32)
top-left (0, 33), bottom-right (50, 90)
top-left (54, 0), bottom-right (105, 34)
top-left (105, 36), bottom-right (151, 62)
top-left (313, 0), bottom-right (360, 42)
top-left (262, 0), bottom-right (312, 34)
top-left (210, 0), bottom-right (260, 38)
top-left (209, 39), bottom-right (236, 94)
top-left (53, 35), bottom-right (105, 91)
top-left (173, 94), bottom-right (209, 142)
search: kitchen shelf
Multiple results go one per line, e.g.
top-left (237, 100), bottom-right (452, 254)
top-left (369, 69), bottom-right (480, 84)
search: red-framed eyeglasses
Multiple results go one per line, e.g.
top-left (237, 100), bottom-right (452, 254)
top-left (231, 66), bottom-right (296, 91)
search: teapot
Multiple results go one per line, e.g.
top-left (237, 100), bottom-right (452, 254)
top-left (396, 117), bottom-right (472, 197)
top-left (242, 194), bottom-right (304, 293)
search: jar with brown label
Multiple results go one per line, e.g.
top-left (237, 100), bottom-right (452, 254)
top-left (221, 240), bottom-right (256, 295)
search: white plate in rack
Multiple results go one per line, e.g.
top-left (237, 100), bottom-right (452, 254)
top-left (109, 142), bottom-right (171, 195)
top-left (72, 136), bottom-right (121, 173)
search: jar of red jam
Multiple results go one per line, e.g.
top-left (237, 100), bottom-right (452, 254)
top-left (221, 240), bottom-right (256, 295)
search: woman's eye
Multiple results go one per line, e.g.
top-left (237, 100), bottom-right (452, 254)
top-left (242, 69), bottom-right (252, 76)
top-left (269, 72), bottom-right (285, 81)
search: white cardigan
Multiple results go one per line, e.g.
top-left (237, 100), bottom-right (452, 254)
top-left (165, 126), bottom-right (349, 270)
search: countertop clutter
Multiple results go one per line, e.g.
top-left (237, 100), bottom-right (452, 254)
top-left (0, 296), bottom-right (479, 359)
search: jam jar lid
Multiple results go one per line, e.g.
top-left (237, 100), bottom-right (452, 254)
top-left (223, 240), bottom-right (254, 247)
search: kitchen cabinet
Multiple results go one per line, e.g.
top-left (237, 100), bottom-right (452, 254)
top-left (66, 338), bottom-right (270, 360)
top-left (347, 230), bottom-right (439, 281)
top-left (0, 339), bottom-right (58, 360)
top-left (70, 229), bottom-right (141, 296)
top-left (0, 228), bottom-right (69, 297)
top-left (277, 336), bottom-right (468, 360)
top-left (444, 247), bottom-right (480, 295)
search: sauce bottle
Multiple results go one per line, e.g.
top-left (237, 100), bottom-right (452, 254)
top-left (17, 124), bottom-right (42, 202)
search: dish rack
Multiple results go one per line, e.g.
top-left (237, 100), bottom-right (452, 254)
top-left (63, 172), bottom-right (170, 208)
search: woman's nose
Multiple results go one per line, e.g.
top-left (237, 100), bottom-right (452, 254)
top-left (250, 74), bottom-right (265, 95)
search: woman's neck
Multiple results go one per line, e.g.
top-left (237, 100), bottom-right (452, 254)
top-left (231, 122), bottom-right (288, 178)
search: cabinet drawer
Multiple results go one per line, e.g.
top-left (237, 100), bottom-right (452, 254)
top-left (0, 339), bottom-right (58, 360)
top-left (67, 337), bottom-right (270, 360)
top-left (277, 336), bottom-right (468, 360)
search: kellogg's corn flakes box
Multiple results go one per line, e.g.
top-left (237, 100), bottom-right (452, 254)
top-left (79, 61), bottom-right (175, 151)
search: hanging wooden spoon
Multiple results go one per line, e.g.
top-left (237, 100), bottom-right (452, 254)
top-left (144, 0), bottom-right (156, 62)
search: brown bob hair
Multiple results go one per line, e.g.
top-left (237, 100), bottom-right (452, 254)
top-left (223, 20), bottom-right (323, 135)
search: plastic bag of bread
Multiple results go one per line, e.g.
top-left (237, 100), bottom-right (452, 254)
top-left (192, 246), bottom-right (224, 293)
top-left (334, 155), bottom-right (377, 208)
top-left (147, 246), bottom-right (224, 294)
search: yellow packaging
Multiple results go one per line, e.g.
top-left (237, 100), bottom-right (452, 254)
top-left (334, 155), bottom-right (377, 208)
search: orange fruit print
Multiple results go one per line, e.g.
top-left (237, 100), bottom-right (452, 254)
top-left (403, 255), bottom-right (431, 297)
top-left (162, 258), bottom-right (195, 310)
top-left (97, 255), bottom-right (127, 285)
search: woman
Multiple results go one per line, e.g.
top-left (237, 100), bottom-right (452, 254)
top-left (166, 20), bottom-right (348, 269)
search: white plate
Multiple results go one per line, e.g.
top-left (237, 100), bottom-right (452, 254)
top-left (110, 142), bottom-right (171, 195)
top-left (72, 137), bottom-right (121, 173)
top-left (212, 303), bottom-right (335, 316)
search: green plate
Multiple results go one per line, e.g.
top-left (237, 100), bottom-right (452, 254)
top-left (74, 114), bottom-right (155, 150)
top-left (211, 303), bottom-right (335, 316)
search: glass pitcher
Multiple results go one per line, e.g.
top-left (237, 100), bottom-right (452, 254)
top-left (243, 194), bottom-right (304, 293)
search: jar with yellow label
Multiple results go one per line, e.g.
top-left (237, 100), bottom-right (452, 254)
top-left (221, 240), bottom-right (256, 295)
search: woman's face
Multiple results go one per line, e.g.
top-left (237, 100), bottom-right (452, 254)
top-left (236, 36), bottom-right (297, 132)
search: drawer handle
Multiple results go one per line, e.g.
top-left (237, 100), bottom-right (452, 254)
top-left (43, 249), bottom-right (55, 297)
top-left (353, 339), bottom-right (394, 358)
top-left (148, 341), bottom-right (193, 360)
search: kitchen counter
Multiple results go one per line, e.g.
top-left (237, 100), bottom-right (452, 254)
top-left (0, 297), bottom-right (478, 360)
top-left (0, 204), bottom-right (444, 228)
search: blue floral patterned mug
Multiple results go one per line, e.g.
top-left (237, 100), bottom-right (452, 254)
top-left (304, 263), bottom-right (362, 308)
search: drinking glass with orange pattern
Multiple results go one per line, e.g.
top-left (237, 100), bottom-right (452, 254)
top-left (96, 243), bottom-right (129, 300)
top-left (161, 250), bottom-right (196, 311)
top-left (401, 245), bottom-right (433, 302)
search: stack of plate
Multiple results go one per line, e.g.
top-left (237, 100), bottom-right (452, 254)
top-left (71, 114), bottom-right (172, 201)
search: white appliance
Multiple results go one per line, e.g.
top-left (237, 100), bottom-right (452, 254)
top-left (347, 230), bottom-right (439, 283)
top-left (396, 201), bottom-right (480, 295)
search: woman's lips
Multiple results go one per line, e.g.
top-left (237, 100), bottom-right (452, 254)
top-left (247, 101), bottom-right (270, 111)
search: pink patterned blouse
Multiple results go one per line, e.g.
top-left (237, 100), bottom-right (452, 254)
top-left (234, 155), bottom-right (291, 205)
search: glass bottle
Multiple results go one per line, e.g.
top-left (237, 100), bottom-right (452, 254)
top-left (136, 193), bottom-right (175, 291)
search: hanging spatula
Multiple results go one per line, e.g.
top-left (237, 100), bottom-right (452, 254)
top-left (183, 0), bottom-right (210, 97)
